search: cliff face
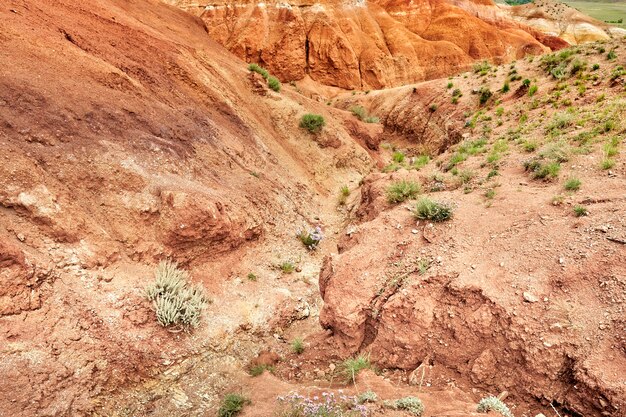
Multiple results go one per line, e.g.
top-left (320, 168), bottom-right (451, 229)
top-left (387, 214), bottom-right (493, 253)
top-left (167, 0), bottom-right (566, 89)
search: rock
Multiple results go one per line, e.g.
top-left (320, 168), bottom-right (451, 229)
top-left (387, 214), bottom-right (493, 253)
top-left (523, 292), bottom-right (539, 303)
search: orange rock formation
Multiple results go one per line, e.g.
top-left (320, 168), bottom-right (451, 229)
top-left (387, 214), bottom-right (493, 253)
top-left (168, 0), bottom-right (568, 88)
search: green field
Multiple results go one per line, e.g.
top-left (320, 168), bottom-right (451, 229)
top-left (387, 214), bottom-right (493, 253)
top-left (561, 1), bottom-right (626, 29)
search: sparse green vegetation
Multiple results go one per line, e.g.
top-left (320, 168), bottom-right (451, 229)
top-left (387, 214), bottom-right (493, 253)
top-left (600, 158), bottom-right (615, 170)
top-left (414, 197), bottom-right (453, 222)
top-left (145, 261), bottom-right (207, 329)
top-left (564, 177), bottom-right (581, 191)
top-left (387, 397), bottom-right (424, 416)
top-left (247, 272), bottom-right (257, 281)
top-left (474, 61), bottom-right (492, 76)
top-left (249, 364), bottom-right (273, 376)
top-left (386, 180), bottom-right (421, 203)
top-left (524, 158), bottom-right (561, 180)
top-left (342, 355), bottom-right (372, 383)
top-left (279, 261), bottom-right (296, 274)
top-left (357, 391), bottom-right (378, 404)
top-left (291, 338), bottom-right (304, 354)
top-left (574, 205), bottom-right (588, 217)
top-left (607, 49), bottom-right (617, 60)
top-left (338, 185), bottom-right (350, 205)
top-left (392, 151), bottom-right (406, 163)
top-left (267, 76), bottom-right (281, 92)
top-left (299, 113), bottom-right (326, 133)
top-left (350, 105), bottom-right (367, 121)
top-left (528, 84), bottom-right (538, 96)
top-left (476, 396), bottom-right (513, 417)
top-left (248, 63), bottom-right (268, 79)
top-left (479, 87), bottom-right (493, 105)
top-left (218, 394), bottom-right (250, 417)
top-left (412, 155), bottom-right (430, 170)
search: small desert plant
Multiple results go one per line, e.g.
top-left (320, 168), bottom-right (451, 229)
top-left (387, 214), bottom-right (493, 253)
top-left (145, 261), bottom-right (207, 329)
top-left (429, 103), bottom-right (438, 112)
top-left (412, 155), bottom-right (430, 169)
top-left (386, 180), bottom-right (421, 203)
top-left (604, 137), bottom-right (620, 157)
top-left (391, 397), bottom-right (424, 416)
top-left (524, 158), bottom-right (561, 180)
top-left (300, 113), bottom-right (326, 133)
top-left (342, 355), bottom-right (371, 383)
top-left (574, 205), bottom-right (588, 217)
top-left (249, 364), bottom-right (273, 376)
top-left (607, 49), bottom-right (617, 60)
top-left (501, 81), bottom-right (510, 93)
top-left (476, 396), bottom-right (513, 417)
top-left (338, 185), bottom-right (351, 205)
top-left (267, 76), bottom-right (281, 92)
top-left (364, 116), bottom-right (380, 123)
top-left (600, 158), bottom-right (615, 170)
top-left (219, 393), bottom-right (250, 417)
top-left (277, 392), bottom-right (367, 417)
top-left (479, 87), bottom-right (492, 105)
top-left (485, 188), bottom-right (496, 199)
top-left (357, 391), bottom-right (378, 404)
top-left (522, 141), bottom-right (537, 152)
top-left (528, 85), bottom-right (538, 96)
top-left (247, 272), bottom-right (257, 281)
top-left (474, 61), bottom-right (491, 76)
top-left (414, 197), bottom-right (453, 222)
top-left (446, 82), bottom-right (453, 89)
top-left (350, 105), bottom-right (367, 121)
top-left (248, 63), bottom-right (268, 79)
top-left (564, 177), bottom-right (581, 191)
top-left (297, 226), bottom-right (323, 250)
top-left (291, 338), bottom-right (305, 354)
top-left (279, 261), bottom-right (296, 274)
top-left (392, 151), bottom-right (405, 163)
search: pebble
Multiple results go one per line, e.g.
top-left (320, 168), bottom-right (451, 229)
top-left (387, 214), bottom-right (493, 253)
top-left (523, 292), bottom-right (539, 303)
top-left (17, 233), bottom-right (25, 242)
top-left (411, 229), bottom-right (418, 234)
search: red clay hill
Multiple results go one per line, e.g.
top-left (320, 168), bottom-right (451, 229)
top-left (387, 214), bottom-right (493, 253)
top-left (167, 0), bottom-right (569, 89)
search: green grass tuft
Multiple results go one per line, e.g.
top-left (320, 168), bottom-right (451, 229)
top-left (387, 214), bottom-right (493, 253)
top-left (414, 197), bottom-right (453, 222)
top-left (218, 394), bottom-right (250, 417)
top-left (342, 355), bottom-right (371, 383)
top-left (299, 114), bottom-right (325, 133)
top-left (386, 180), bottom-right (421, 203)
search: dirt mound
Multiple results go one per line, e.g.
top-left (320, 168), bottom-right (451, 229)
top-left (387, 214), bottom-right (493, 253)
top-left (167, 0), bottom-right (567, 89)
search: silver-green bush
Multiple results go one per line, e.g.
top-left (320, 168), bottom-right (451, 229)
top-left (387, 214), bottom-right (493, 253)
top-left (477, 396), bottom-right (514, 417)
top-left (145, 261), bottom-right (207, 329)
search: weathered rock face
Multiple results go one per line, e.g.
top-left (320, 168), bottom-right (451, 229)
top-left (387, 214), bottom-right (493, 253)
top-left (501, 0), bottom-right (626, 45)
top-left (167, 0), bottom-right (564, 89)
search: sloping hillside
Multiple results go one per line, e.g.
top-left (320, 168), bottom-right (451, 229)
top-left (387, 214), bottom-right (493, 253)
top-left (166, 0), bottom-right (569, 89)
top-left (0, 0), bottom-right (373, 414)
